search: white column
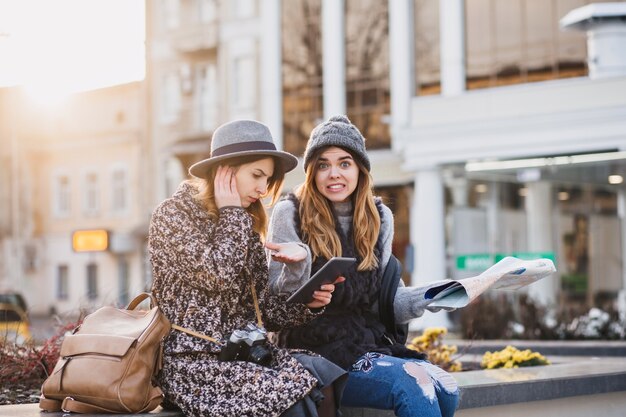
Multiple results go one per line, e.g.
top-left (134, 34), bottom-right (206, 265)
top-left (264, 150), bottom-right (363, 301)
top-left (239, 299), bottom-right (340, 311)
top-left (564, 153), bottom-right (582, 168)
top-left (617, 189), bottom-right (626, 322)
top-left (260, 0), bottom-right (284, 149)
top-left (487, 182), bottom-right (500, 254)
top-left (410, 167), bottom-right (450, 330)
top-left (587, 22), bottom-right (626, 79)
top-left (389, 0), bottom-right (414, 128)
top-left (439, 0), bottom-right (466, 96)
top-left (525, 182), bottom-right (556, 305)
top-left (10, 88), bottom-right (23, 292)
top-left (560, 4), bottom-right (626, 79)
top-left (322, 0), bottom-right (346, 118)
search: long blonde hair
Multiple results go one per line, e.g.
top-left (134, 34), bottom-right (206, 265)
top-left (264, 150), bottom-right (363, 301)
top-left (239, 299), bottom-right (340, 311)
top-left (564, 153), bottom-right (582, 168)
top-left (296, 147), bottom-right (380, 271)
top-left (191, 154), bottom-right (286, 239)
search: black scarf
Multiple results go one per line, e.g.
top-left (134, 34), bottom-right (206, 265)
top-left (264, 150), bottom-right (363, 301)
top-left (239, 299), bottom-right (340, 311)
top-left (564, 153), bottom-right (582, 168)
top-left (276, 194), bottom-right (425, 369)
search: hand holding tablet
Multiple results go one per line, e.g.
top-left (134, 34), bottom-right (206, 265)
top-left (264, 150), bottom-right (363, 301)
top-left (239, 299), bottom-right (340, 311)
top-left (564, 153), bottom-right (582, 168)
top-left (287, 257), bottom-right (356, 304)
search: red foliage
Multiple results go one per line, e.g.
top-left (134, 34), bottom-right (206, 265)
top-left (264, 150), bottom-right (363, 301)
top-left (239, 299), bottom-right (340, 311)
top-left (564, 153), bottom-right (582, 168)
top-left (0, 319), bottom-right (82, 388)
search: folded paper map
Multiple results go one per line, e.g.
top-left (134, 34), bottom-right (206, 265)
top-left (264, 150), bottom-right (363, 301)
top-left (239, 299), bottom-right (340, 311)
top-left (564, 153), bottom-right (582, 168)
top-left (424, 257), bottom-right (556, 309)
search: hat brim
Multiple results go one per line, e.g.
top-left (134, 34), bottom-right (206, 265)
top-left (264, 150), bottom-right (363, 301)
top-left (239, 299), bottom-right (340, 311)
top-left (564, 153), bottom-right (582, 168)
top-left (188, 150), bottom-right (299, 179)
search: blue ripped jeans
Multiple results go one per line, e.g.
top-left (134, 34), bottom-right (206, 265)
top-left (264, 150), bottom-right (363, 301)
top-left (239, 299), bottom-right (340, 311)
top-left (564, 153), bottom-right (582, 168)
top-left (341, 353), bottom-right (459, 417)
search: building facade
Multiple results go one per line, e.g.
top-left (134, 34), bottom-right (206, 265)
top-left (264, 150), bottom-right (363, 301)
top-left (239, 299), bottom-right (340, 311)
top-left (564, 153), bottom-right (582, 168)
top-left (3, 0), bottom-right (623, 321)
top-left (144, 0), bottom-right (626, 330)
top-left (0, 83), bottom-right (149, 315)
top-left (145, 0), bottom-right (282, 207)
top-left (389, 0), bottom-right (626, 327)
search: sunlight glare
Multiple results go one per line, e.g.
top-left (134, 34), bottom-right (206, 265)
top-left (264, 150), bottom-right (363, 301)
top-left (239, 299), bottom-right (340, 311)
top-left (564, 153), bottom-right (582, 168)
top-left (0, 0), bottom-right (145, 105)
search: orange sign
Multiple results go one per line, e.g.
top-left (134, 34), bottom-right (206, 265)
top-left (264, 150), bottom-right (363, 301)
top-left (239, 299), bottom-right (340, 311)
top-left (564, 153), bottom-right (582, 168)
top-left (72, 230), bottom-right (109, 252)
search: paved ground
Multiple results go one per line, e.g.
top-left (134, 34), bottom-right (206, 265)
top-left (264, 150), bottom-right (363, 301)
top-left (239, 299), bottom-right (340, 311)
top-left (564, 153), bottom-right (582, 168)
top-left (28, 314), bottom-right (72, 343)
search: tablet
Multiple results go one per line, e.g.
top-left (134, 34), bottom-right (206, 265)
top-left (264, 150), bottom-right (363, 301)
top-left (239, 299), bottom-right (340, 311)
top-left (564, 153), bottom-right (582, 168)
top-left (286, 257), bottom-right (356, 304)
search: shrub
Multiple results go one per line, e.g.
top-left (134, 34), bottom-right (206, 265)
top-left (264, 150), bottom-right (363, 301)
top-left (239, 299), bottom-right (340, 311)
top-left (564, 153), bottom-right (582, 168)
top-left (0, 319), bottom-right (81, 390)
top-left (458, 293), bottom-right (626, 341)
top-left (458, 294), bottom-right (515, 339)
top-left (407, 327), bottom-right (462, 372)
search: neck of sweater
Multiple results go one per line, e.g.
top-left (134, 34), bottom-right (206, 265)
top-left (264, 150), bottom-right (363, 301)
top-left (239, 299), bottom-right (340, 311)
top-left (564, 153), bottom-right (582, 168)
top-left (333, 200), bottom-right (353, 234)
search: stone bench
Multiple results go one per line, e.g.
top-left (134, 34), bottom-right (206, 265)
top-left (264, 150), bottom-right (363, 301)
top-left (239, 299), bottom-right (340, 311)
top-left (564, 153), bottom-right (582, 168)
top-left (3, 357), bottom-right (626, 417)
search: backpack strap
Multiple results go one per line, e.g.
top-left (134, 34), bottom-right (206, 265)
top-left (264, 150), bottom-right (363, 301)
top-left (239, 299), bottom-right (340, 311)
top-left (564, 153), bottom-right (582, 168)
top-left (39, 396), bottom-right (62, 412)
top-left (59, 386), bottom-right (163, 414)
top-left (40, 387), bottom-right (164, 414)
top-left (126, 292), bottom-right (158, 310)
top-left (378, 255), bottom-right (409, 344)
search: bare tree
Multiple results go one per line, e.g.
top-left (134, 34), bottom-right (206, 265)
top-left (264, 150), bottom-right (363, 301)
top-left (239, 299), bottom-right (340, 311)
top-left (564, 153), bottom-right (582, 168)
top-left (282, 0), bottom-right (392, 153)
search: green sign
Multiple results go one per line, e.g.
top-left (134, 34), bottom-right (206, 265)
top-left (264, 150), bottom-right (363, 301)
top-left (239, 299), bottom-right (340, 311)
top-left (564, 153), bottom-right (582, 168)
top-left (456, 252), bottom-right (556, 271)
top-left (456, 254), bottom-right (493, 271)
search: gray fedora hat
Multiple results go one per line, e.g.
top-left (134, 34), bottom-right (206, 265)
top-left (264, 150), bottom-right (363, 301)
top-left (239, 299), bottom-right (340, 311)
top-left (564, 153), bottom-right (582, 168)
top-left (188, 120), bottom-right (298, 179)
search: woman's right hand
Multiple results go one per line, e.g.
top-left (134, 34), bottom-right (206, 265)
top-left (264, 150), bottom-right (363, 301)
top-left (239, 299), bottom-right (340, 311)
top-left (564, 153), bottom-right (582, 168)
top-left (265, 241), bottom-right (307, 263)
top-left (306, 276), bottom-right (346, 309)
top-left (214, 166), bottom-right (241, 209)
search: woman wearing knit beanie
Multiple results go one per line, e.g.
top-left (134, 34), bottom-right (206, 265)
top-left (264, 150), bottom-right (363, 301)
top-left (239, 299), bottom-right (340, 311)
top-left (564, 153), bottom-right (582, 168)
top-left (266, 115), bottom-right (459, 417)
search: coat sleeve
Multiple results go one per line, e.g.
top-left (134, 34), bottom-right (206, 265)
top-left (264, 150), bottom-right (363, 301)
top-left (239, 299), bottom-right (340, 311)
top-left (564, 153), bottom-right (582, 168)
top-left (266, 200), bottom-right (313, 295)
top-left (379, 203), bottom-right (394, 270)
top-left (149, 198), bottom-right (254, 293)
top-left (378, 202), bottom-right (454, 323)
top-left (260, 290), bottom-right (322, 331)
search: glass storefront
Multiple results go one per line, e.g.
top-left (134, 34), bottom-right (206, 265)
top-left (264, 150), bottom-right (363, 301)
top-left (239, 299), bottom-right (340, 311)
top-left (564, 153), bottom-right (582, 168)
top-left (443, 156), bottom-right (625, 312)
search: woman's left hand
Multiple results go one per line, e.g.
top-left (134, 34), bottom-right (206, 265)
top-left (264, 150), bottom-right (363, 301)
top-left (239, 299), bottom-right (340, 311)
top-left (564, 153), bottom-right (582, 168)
top-left (305, 276), bottom-right (345, 309)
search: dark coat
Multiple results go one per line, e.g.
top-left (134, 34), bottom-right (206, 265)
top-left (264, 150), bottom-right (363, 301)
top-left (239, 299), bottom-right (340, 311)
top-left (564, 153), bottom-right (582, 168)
top-left (149, 182), bottom-right (320, 417)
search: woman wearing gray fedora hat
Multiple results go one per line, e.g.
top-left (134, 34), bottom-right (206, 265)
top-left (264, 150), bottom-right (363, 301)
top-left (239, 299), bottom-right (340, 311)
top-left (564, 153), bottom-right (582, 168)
top-left (148, 119), bottom-right (347, 417)
top-left (267, 115), bottom-right (459, 417)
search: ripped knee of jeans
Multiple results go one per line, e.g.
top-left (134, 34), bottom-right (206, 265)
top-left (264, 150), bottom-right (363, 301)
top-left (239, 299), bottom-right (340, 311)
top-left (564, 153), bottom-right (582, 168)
top-left (419, 361), bottom-right (459, 395)
top-left (403, 362), bottom-right (437, 401)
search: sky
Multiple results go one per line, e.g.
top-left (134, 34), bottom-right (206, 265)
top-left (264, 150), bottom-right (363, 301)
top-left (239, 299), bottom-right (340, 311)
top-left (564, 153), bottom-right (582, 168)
top-left (0, 0), bottom-right (144, 102)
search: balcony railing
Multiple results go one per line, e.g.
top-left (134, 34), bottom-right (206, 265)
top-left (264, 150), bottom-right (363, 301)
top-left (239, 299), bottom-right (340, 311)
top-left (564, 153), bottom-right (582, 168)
top-left (163, 101), bottom-right (218, 146)
top-left (171, 23), bottom-right (219, 53)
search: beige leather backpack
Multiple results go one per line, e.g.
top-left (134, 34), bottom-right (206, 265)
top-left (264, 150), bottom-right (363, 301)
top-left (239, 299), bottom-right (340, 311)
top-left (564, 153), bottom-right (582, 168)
top-left (39, 293), bottom-right (171, 414)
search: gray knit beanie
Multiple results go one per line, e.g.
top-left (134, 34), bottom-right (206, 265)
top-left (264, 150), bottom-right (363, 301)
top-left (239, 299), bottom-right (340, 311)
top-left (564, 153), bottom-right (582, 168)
top-left (303, 115), bottom-right (370, 172)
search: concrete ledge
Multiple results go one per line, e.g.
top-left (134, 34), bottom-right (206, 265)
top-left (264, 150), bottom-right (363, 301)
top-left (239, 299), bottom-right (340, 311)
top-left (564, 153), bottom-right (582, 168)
top-left (453, 356), bottom-right (626, 409)
top-left (3, 357), bottom-right (625, 417)
top-left (0, 405), bottom-right (182, 417)
top-left (334, 357), bottom-right (626, 417)
top-left (450, 339), bottom-right (626, 357)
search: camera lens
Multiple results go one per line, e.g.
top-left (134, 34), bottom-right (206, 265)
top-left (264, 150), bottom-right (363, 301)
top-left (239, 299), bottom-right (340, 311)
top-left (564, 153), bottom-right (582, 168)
top-left (248, 345), bottom-right (272, 367)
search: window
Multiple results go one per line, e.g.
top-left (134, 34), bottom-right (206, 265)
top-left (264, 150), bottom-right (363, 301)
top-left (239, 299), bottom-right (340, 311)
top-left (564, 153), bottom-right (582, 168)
top-left (161, 72), bottom-right (181, 124)
top-left (162, 0), bottom-right (180, 30)
top-left (142, 242), bottom-right (153, 291)
top-left (118, 258), bottom-right (130, 307)
top-left (111, 167), bottom-right (128, 214)
top-left (233, 0), bottom-right (254, 19)
top-left (57, 265), bottom-right (69, 300)
top-left (232, 56), bottom-right (255, 110)
top-left (164, 158), bottom-right (183, 198)
top-left (86, 263), bottom-right (98, 300)
top-left (282, 0), bottom-right (323, 156)
top-left (53, 174), bottom-right (71, 217)
top-left (464, 0), bottom-right (600, 89)
top-left (346, 0), bottom-right (391, 149)
top-left (198, 0), bottom-right (217, 22)
top-left (197, 63), bottom-right (217, 131)
top-left (83, 172), bottom-right (99, 216)
top-left (414, 0), bottom-right (441, 95)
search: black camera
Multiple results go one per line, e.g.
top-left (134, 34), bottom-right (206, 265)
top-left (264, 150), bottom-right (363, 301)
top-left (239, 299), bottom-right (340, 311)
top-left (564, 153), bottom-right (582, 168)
top-left (218, 323), bottom-right (273, 367)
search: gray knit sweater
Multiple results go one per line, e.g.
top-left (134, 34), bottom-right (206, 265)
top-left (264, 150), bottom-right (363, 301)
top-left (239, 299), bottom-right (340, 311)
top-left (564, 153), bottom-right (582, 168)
top-left (267, 198), bottom-right (448, 324)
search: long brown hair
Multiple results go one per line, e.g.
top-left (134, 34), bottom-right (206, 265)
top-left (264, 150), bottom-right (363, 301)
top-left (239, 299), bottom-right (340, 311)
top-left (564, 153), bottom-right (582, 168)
top-left (296, 147), bottom-right (380, 271)
top-left (190, 154), bottom-right (286, 239)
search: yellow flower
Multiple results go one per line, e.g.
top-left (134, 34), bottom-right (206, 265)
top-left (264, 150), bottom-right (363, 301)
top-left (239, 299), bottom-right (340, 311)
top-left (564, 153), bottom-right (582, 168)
top-left (481, 345), bottom-right (550, 369)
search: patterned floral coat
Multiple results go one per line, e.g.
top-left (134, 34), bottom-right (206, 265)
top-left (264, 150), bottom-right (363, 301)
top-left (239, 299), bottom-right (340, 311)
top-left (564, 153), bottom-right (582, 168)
top-left (149, 182), bottom-right (320, 417)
